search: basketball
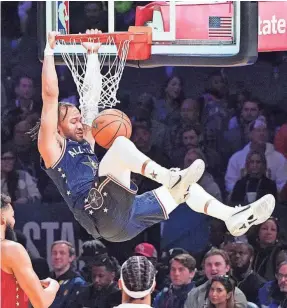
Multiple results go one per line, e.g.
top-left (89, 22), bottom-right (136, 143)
top-left (92, 109), bottom-right (132, 149)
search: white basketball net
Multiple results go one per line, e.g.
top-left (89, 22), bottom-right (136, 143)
top-left (56, 36), bottom-right (130, 126)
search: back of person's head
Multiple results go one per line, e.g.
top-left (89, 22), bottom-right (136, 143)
top-left (119, 256), bottom-right (156, 303)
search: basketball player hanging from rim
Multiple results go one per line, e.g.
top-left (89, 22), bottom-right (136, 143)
top-left (37, 29), bottom-right (275, 242)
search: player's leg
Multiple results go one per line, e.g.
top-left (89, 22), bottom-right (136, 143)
top-left (186, 183), bottom-right (275, 236)
top-left (99, 136), bottom-right (205, 191)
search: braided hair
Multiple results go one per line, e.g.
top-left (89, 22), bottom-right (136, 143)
top-left (121, 256), bottom-right (156, 300)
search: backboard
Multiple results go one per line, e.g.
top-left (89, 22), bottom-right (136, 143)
top-left (38, 1), bottom-right (259, 67)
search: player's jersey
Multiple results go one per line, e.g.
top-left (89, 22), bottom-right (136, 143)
top-left (42, 139), bottom-right (101, 238)
top-left (42, 139), bottom-right (99, 209)
top-left (1, 270), bottom-right (28, 308)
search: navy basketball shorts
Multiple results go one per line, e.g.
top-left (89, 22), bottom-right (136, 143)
top-left (82, 175), bottom-right (168, 242)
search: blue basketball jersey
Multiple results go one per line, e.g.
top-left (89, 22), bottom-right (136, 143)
top-left (42, 139), bottom-right (99, 210)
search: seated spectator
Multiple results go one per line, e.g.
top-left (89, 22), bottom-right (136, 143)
top-left (171, 125), bottom-right (222, 180)
top-left (79, 239), bottom-right (109, 283)
top-left (153, 254), bottom-right (196, 308)
top-left (50, 241), bottom-right (86, 308)
top-left (225, 116), bottom-right (287, 194)
top-left (274, 121), bottom-right (287, 159)
top-left (224, 97), bottom-right (261, 158)
top-left (152, 75), bottom-right (184, 126)
top-left (1, 144), bottom-right (41, 204)
top-left (251, 218), bottom-right (287, 281)
top-left (71, 256), bottom-right (121, 308)
top-left (184, 248), bottom-right (247, 308)
top-left (116, 256), bottom-right (157, 308)
top-left (132, 92), bottom-right (172, 157)
top-left (206, 275), bottom-right (236, 308)
top-left (258, 261), bottom-right (287, 308)
top-left (230, 150), bottom-right (277, 206)
top-left (224, 242), bottom-right (265, 303)
top-left (134, 242), bottom-right (158, 267)
top-left (170, 98), bottom-right (201, 147)
top-left (200, 71), bottom-right (229, 150)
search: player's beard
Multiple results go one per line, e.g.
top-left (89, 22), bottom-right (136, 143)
top-left (5, 223), bottom-right (17, 242)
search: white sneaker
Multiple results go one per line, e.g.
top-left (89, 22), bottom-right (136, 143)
top-left (168, 159), bottom-right (205, 204)
top-left (225, 194), bottom-right (275, 237)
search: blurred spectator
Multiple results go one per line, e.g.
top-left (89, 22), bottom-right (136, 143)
top-left (5, 120), bottom-right (41, 178)
top-left (184, 148), bottom-right (222, 201)
top-left (50, 241), bottom-right (86, 308)
top-left (71, 1), bottom-right (108, 33)
top-left (224, 97), bottom-right (261, 158)
top-left (274, 121), bottom-right (287, 159)
top-left (153, 75), bottom-right (184, 126)
top-left (227, 89), bottom-right (252, 130)
top-left (132, 92), bottom-right (172, 157)
top-left (258, 261), bottom-right (287, 308)
top-left (134, 242), bottom-right (158, 267)
top-left (170, 98), bottom-right (201, 148)
top-left (79, 239), bottom-right (109, 283)
top-left (1, 144), bottom-right (41, 204)
top-left (200, 71), bottom-right (229, 151)
top-left (225, 116), bottom-right (287, 194)
top-left (252, 218), bottom-right (287, 281)
top-left (206, 275), bottom-right (236, 308)
top-left (115, 1), bottom-right (136, 31)
top-left (15, 230), bottom-right (50, 280)
top-left (171, 125), bottom-right (222, 179)
top-left (224, 242), bottom-right (265, 303)
top-left (153, 254), bottom-right (196, 308)
top-left (184, 248), bottom-right (247, 308)
top-left (71, 256), bottom-right (121, 308)
top-left (230, 150), bottom-right (277, 206)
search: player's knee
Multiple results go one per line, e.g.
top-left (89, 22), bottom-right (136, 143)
top-left (113, 135), bottom-right (133, 148)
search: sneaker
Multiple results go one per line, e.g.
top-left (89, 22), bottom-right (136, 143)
top-left (168, 159), bottom-right (205, 204)
top-left (225, 194), bottom-right (275, 237)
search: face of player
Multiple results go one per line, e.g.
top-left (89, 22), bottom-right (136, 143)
top-left (92, 265), bottom-right (115, 290)
top-left (51, 243), bottom-right (74, 272)
top-left (277, 263), bottom-right (287, 293)
top-left (1, 203), bottom-right (16, 241)
top-left (209, 281), bottom-right (231, 306)
top-left (170, 260), bottom-right (194, 287)
top-left (204, 255), bottom-right (230, 280)
top-left (258, 219), bottom-right (278, 246)
top-left (58, 107), bottom-right (84, 142)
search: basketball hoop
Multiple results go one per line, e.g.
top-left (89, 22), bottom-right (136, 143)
top-left (55, 27), bottom-right (152, 124)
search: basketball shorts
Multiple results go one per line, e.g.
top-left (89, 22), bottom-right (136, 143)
top-left (82, 175), bottom-right (168, 242)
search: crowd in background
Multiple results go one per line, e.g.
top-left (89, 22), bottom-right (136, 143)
top-left (1, 1), bottom-right (287, 308)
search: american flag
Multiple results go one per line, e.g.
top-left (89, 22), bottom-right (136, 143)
top-left (209, 16), bottom-right (233, 38)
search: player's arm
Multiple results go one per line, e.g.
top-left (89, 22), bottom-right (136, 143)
top-left (81, 29), bottom-right (102, 149)
top-left (38, 31), bottom-right (63, 168)
top-left (9, 242), bottom-right (59, 308)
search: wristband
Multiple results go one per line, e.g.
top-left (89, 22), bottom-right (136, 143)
top-left (44, 42), bottom-right (54, 56)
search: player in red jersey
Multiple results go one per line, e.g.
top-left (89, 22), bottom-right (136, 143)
top-left (0, 193), bottom-right (59, 308)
